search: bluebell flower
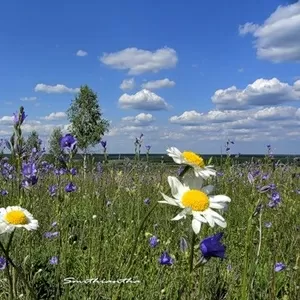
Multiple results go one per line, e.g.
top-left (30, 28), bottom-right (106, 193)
top-left (144, 198), bottom-right (150, 205)
top-left (200, 232), bottom-right (226, 259)
top-left (65, 182), bottom-right (76, 193)
top-left (49, 256), bottom-right (59, 265)
top-left (149, 236), bottom-right (159, 248)
top-left (60, 134), bottom-right (77, 152)
top-left (0, 257), bottom-right (7, 270)
top-left (274, 262), bottom-right (286, 272)
top-left (159, 251), bottom-right (173, 266)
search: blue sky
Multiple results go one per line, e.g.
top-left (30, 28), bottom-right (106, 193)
top-left (1, 0), bottom-right (300, 154)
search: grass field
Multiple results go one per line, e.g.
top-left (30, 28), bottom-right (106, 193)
top-left (0, 152), bottom-right (299, 300)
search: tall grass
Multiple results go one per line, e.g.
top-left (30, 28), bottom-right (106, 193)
top-left (0, 156), bottom-right (299, 299)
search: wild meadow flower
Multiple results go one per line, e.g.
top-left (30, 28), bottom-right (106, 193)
top-left (49, 256), bottom-right (59, 265)
top-left (166, 147), bottom-right (216, 179)
top-left (49, 185), bottom-right (58, 197)
top-left (159, 176), bottom-right (231, 234)
top-left (100, 140), bottom-right (107, 149)
top-left (65, 182), bottom-right (76, 193)
top-left (0, 257), bottom-right (7, 270)
top-left (180, 237), bottom-right (188, 252)
top-left (60, 134), bottom-right (77, 152)
top-left (0, 206), bottom-right (38, 234)
top-left (274, 262), bottom-right (286, 272)
top-left (149, 236), bottom-right (159, 248)
top-left (13, 109), bottom-right (27, 126)
top-left (144, 198), bottom-right (150, 205)
top-left (0, 190), bottom-right (8, 196)
top-left (70, 168), bottom-right (77, 176)
top-left (145, 145), bottom-right (151, 151)
top-left (159, 251), bottom-right (173, 266)
top-left (264, 222), bottom-right (272, 228)
top-left (268, 192), bottom-right (281, 208)
top-left (200, 232), bottom-right (226, 259)
top-left (44, 231), bottom-right (59, 239)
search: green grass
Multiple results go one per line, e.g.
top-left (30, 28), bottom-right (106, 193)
top-left (0, 159), bottom-right (299, 300)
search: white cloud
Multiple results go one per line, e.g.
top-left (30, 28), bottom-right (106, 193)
top-left (120, 78), bottom-right (135, 91)
top-left (76, 50), bottom-right (88, 57)
top-left (20, 97), bottom-right (37, 102)
top-left (238, 22), bottom-right (259, 35)
top-left (42, 112), bottom-right (67, 121)
top-left (0, 116), bottom-right (13, 125)
top-left (239, 2), bottom-right (300, 62)
top-left (100, 47), bottom-right (178, 75)
top-left (141, 78), bottom-right (175, 90)
top-left (118, 89), bottom-right (169, 111)
top-left (211, 78), bottom-right (300, 110)
top-left (34, 84), bottom-right (80, 94)
top-left (122, 113), bottom-right (155, 126)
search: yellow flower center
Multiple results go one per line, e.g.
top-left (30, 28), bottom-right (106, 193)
top-left (182, 151), bottom-right (205, 168)
top-left (181, 190), bottom-right (209, 211)
top-left (5, 211), bottom-right (29, 225)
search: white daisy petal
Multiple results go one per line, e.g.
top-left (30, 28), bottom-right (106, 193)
top-left (159, 193), bottom-right (179, 206)
top-left (166, 147), bottom-right (184, 164)
top-left (209, 195), bottom-right (231, 203)
top-left (202, 210), bottom-right (215, 227)
top-left (201, 185), bottom-right (214, 195)
top-left (182, 173), bottom-right (204, 190)
top-left (206, 208), bottom-right (225, 221)
top-left (167, 176), bottom-right (184, 199)
top-left (192, 211), bottom-right (207, 223)
top-left (214, 217), bottom-right (227, 228)
top-left (209, 202), bottom-right (226, 209)
top-left (192, 219), bottom-right (202, 234)
top-left (171, 209), bottom-right (189, 221)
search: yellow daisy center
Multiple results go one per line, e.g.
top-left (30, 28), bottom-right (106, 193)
top-left (182, 151), bottom-right (205, 168)
top-left (5, 210), bottom-right (29, 225)
top-left (181, 190), bottom-right (209, 211)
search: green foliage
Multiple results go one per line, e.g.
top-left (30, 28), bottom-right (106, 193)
top-left (48, 127), bottom-right (63, 159)
top-left (67, 85), bottom-right (109, 152)
top-left (25, 130), bottom-right (41, 153)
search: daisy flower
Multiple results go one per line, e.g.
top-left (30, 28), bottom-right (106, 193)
top-left (0, 206), bottom-right (39, 234)
top-left (166, 147), bottom-right (216, 179)
top-left (159, 176), bottom-right (231, 234)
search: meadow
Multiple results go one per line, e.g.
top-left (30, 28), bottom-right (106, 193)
top-left (0, 116), bottom-right (300, 300)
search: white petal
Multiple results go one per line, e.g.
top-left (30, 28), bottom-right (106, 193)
top-left (209, 195), bottom-right (231, 203)
top-left (160, 193), bottom-right (179, 206)
top-left (209, 202), bottom-right (226, 209)
top-left (201, 185), bottom-right (214, 195)
top-left (192, 211), bottom-right (207, 223)
top-left (202, 210), bottom-right (215, 227)
top-left (171, 209), bottom-right (188, 221)
top-left (214, 217), bottom-right (227, 228)
top-left (166, 147), bottom-right (184, 164)
top-left (206, 208), bottom-right (226, 221)
top-left (167, 176), bottom-right (184, 199)
top-left (192, 219), bottom-right (202, 234)
top-left (182, 173), bottom-right (203, 190)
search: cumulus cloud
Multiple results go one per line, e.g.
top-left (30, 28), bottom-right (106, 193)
top-left (120, 78), bottom-right (135, 91)
top-left (100, 47), bottom-right (178, 75)
top-left (34, 84), bottom-right (80, 94)
top-left (118, 89), bottom-right (169, 111)
top-left (76, 50), bottom-right (88, 56)
top-left (239, 2), bottom-right (300, 62)
top-left (20, 97), bottom-right (37, 102)
top-left (0, 116), bottom-right (13, 125)
top-left (42, 112), bottom-right (67, 121)
top-left (211, 78), bottom-right (300, 110)
top-left (122, 113), bottom-right (155, 126)
top-left (141, 78), bottom-right (175, 90)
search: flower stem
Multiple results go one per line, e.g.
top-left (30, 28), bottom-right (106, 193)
top-left (189, 231), bottom-right (196, 273)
